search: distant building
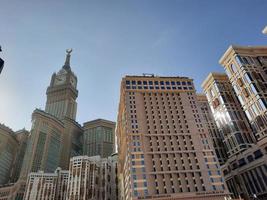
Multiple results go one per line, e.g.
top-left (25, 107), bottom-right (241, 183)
top-left (116, 75), bottom-right (228, 200)
top-left (83, 119), bottom-right (116, 158)
top-left (10, 129), bottom-right (29, 183)
top-left (66, 154), bottom-right (118, 200)
top-left (196, 94), bottom-right (228, 165)
top-left (0, 180), bottom-right (25, 200)
top-left (24, 168), bottom-right (68, 200)
top-left (0, 124), bottom-right (18, 185)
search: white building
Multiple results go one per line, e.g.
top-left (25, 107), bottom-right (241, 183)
top-left (24, 168), bottom-right (69, 200)
top-left (66, 154), bottom-right (118, 200)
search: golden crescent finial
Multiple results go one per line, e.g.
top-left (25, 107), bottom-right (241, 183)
top-left (66, 48), bottom-right (73, 54)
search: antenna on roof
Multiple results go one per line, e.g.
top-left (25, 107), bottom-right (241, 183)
top-left (142, 73), bottom-right (155, 77)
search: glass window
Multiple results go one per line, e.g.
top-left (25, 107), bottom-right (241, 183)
top-left (143, 81), bottom-right (147, 85)
top-left (259, 99), bottom-right (267, 110)
top-left (244, 73), bottom-right (253, 84)
top-left (225, 68), bottom-right (232, 78)
top-left (231, 63), bottom-right (237, 73)
top-left (166, 81), bottom-right (170, 85)
top-left (137, 81), bottom-right (142, 85)
top-left (235, 56), bottom-right (243, 66)
top-left (250, 83), bottom-right (259, 94)
top-left (132, 80), bottom-right (136, 85)
top-left (126, 80), bottom-right (130, 85)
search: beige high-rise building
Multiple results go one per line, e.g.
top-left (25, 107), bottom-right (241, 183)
top-left (83, 119), bottom-right (116, 158)
top-left (196, 94), bottom-right (227, 165)
top-left (116, 75), bottom-right (228, 200)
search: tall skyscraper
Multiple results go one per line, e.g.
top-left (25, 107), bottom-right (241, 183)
top-left (196, 94), bottom-right (227, 165)
top-left (219, 46), bottom-right (267, 144)
top-left (83, 119), bottom-right (116, 158)
top-left (117, 75), bottom-right (228, 200)
top-left (20, 50), bottom-right (83, 179)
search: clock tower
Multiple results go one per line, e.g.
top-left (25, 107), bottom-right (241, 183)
top-left (45, 49), bottom-right (78, 120)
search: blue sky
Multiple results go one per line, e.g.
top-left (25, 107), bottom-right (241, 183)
top-left (0, 0), bottom-right (267, 131)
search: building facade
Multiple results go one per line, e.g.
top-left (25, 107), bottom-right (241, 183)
top-left (116, 75), bottom-right (228, 200)
top-left (202, 73), bottom-right (255, 158)
top-left (83, 119), bottom-right (116, 158)
top-left (24, 168), bottom-right (69, 200)
top-left (0, 124), bottom-right (18, 185)
top-left (196, 94), bottom-right (228, 165)
top-left (10, 129), bottom-right (29, 183)
top-left (66, 155), bottom-right (118, 200)
top-left (20, 109), bottom-right (65, 178)
top-left (219, 46), bottom-right (267, 145)
top-left (216, 46), bottom-right (267, 199)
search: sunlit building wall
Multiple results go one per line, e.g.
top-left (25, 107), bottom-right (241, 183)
top-left (196, 94), bottom-right (228, 165)
top-left (219, 46), bottom-right (267, 144)
top-left (117, 75), bottom-right (228, 200)
top-left (202, 73), bottom-right (255, 158)
top-left (202, 72), bottom-right (267, 199)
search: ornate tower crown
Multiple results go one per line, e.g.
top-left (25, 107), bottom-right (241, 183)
top-left (45, 49), bottom-right (78, 120)
top-left (62, 48), bottom-right (72, 71)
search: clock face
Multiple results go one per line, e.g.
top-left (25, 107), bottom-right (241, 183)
top-left (55, 75), bottom-right (66, 85)
top-left (70, 76), bottom-right (77, 88)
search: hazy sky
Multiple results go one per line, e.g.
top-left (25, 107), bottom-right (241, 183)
top-left (1, 0), bottom-right (267, 131)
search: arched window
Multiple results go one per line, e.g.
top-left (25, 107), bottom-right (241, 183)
top-left (231, 63), bottom-right (237, 73)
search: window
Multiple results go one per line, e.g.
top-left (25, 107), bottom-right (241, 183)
top-left (230, 63), bottom-right (237, 73)
top-left (235, 56), bottom-right (243, 66)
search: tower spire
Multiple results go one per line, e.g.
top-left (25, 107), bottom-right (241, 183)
top-left (63, 48), bottom-right (72, 70)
